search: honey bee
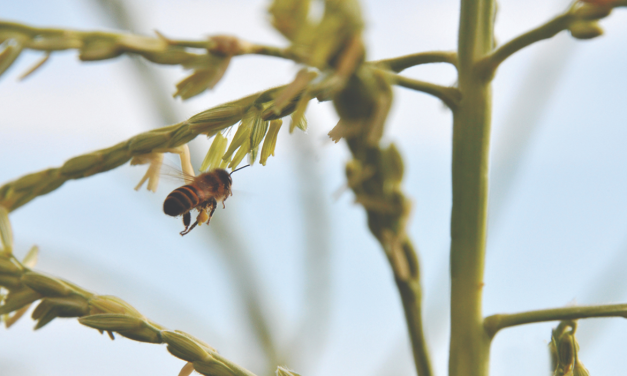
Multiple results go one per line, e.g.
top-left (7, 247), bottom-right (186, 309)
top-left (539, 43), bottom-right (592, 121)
top-left (163, 165), bottom-right (249, 236)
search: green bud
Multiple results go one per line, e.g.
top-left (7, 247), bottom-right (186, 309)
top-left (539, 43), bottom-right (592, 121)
top-left (381, 143), bottom-right (404, 193)
top-left (102, 144), bottom-right (132, 171)
top-left (21, 272), bottom-right (71, 297)
top-left (128, 132), bottom-right (172, 154)
top-left (260, 120), bottom-right (283, 166)
top-left (79, 313), bottom-right (163, 343)
top-left (79, 313), bottom-right (142, 332)
top-left (188, 94), bottom-right (257, 134)
top-left (161, 330), bottom-right (211, 362)
top-left (573, 4), bottom-right (612, 20)
top-left (32, 295), bottom-right (89, 329)
top-left (201, 133), bottom-right (228, 172)
top-left (193, 357), bottom-right (237, 376)
top-left (88, 295), bottom-right (143, 317)
top-left (79, 37), bottom-right (122, 61)
top-left (12, 170), bottom-right (52, 191)
top-left (60, 154), bottom-right (103, 176)
top-left (0, 287), bottom-right (42, 315)
top-left (569, 20), bottom-right (604, 40)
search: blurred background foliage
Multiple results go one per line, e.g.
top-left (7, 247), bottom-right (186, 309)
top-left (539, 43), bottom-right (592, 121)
top-left (0, 0), bottom-right (626, 375)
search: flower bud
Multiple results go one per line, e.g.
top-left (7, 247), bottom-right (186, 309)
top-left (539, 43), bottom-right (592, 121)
top-left (569, 20), bottom-right (604, 40)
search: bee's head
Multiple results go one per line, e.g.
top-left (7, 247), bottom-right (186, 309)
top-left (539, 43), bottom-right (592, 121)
top-left (214, 169), bottom-right (232, 187)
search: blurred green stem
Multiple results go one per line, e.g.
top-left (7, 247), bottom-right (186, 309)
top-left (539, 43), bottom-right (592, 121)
top-left (448, 0), bottom-right (495, 375)
top-left (476, 12), bottom-right (573, 79)
top-left (484, 304), bottom-right (627, 338)
top-left (379, 70), bottom-right (461, 110)
top-left (395, 240), bottom-right (432, 376)
top-left (371, 51), bottom-right (458, 72)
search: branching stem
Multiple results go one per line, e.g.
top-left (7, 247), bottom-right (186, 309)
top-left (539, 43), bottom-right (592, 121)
top-left (484, 304), bottom-right (627, 338)
top-left (377, 69), bottom-right (461, 110)
top-left (476, 13), bottom-right (573, 79)
top-left (370, 51), bottom-right (458, 72)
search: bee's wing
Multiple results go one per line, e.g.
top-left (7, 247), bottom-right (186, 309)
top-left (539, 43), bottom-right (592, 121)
top-left (160, 163), bottom-right (196, 185)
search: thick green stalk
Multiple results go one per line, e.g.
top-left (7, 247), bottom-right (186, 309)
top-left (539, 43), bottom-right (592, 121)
top-left (449, 1), bottom-right (495, 376)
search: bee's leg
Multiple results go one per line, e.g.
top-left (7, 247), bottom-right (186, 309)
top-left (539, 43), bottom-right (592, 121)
top-left (180, 220), bottom-right (199, 236)
top-left (206, 197), bottom-right (218, 224)
top-left (180, 212), bottom-right (191, 235)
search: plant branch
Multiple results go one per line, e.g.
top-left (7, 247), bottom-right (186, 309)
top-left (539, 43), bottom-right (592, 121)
top-left (0, 20), bottom-right (300, 65)
top-left (0, 85), bottom-right (295, 212)
top-left (484, 304), bottom-right (627, 338)
top-left (377, 69), bottom-right (461, 110)
top-left (475, 12), bottom-right (573, 79)
top-left (0, 252), bottom-right (260, 376)
top-left (370, 51), bottom-right (458, 72)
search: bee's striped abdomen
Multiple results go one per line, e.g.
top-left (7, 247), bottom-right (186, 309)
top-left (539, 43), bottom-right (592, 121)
top-left (163, 185), bottom-right (204, 216)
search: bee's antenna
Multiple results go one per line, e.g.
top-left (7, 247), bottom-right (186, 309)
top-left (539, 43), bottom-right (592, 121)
top-left (230, 165), bottom-right (250, 175)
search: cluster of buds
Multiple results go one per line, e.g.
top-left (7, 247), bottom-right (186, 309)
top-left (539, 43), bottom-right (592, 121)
top-left (568, 0), bottom-right (624, 39)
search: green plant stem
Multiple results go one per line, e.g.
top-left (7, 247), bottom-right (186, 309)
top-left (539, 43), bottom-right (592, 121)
top-left (395, 240), bottom-right (432, 376)
top-left (0, 20), bottom-right (299, 64)
top-left (448, 0), bottom-right (495, 375)
top-left (377, 69), bottom-right (461, 110)
top-left (370, 51), bottom-right (458, 72)
top-left (476, 12), bottom-right (573, 79)
top-left (484, 304), bottom-right (627, 338)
